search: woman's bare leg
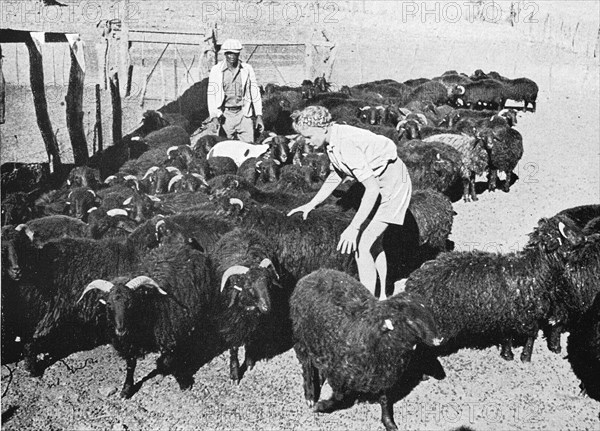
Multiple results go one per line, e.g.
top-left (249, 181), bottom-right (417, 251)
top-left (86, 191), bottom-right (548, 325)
top-left (356, 220), bottom-right (389, 298)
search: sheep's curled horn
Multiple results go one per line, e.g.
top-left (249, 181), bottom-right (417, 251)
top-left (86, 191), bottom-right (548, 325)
top-left (219, 258), bottom-right (281, 292)
top-left (167, 146), bottom-right (179, 158)
top-left (106, 208), bottom-right (129, 217)
top-left (415, 113), bottom-right (428, 125)
top-left (229, 198), bottom-right (244, 210)
top-left (220, 265), bottom-right (250, 292)
top-left (78, 276), bottom-right (167, 303)
top-left (142, 166), bottom-right (160, 180)
top-left (191, 173), bottom-right (209, 187)
top-left (15, 224), bottom-right (35, 241)
top-left (168, 174), bottom-right (184, 191)
top-left (396, 119), bottom-right (408, 131)
top-left (258, 258), bottom-right (279, 279)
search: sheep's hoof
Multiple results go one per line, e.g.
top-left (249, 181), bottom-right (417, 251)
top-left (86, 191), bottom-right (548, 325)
top-left (548, 343), bottom-right (561, 354)
top-left (120, 386), bottom-right (134, 399)
top-left (500, 351), bottom-right (514, 361)
top-left (23, 359), bottom-right (44, 378)
top-left (314, 399), bottom-right (336, 413)
top-left (382, 418), bottom-right (399, 431)
top-left (177, 376), bottom-right (194, 391)
top-left (305, 399), bottom-right (315, 409)
top-left (520, 353), bottom-right (532, 363)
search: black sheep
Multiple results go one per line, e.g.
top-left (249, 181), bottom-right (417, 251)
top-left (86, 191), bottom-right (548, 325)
top-left (20, 215), bottom-right (90, 246)
top-left (396, 139), bottom-right (463, 197)
top-left (404, 80), bottom-right (449, 106)
top-left (78, 245), bottom-right (215, 398)
top-left (80, 231), bottom-right (280, 397)
top-left (528, 214), bottom-right (600, 353)
top-left (66, 166), bottom-right (101, 190)
top-left (1, 191), bottom-right (36, 226)
top-left (3, 220), bottom-right (160, 376)
top-left (209, 228), bottom-right (285, 384)
top-left (290, 269), bottom-right (442, 431)
top-left (478, 125), bottom-right (524, 192)
top-left (567, 292), bottom-right (600, 401)
top-left (66, 187), bottom-right (99, 221)
top-left (451, 79), bottom-right (506, 110)
top-left (405, 248), bottom-right (553, 362)
top-left (158, 78), bottom-right (209, 132)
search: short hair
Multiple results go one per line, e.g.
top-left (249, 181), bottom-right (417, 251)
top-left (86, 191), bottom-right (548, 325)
top-left (292, 106), bottom-right (332, 128)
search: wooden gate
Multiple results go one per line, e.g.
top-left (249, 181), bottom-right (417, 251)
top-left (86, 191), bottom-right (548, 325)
top-left (98, 21), bottom-right (217, 110)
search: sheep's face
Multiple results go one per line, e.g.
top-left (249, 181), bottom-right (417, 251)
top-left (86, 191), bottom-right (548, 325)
top-left (105, 283), bottom-right (163, 339)
top-left (225, 269), bottom-right (274, 314)
top-left (1, 239), bottom-right (21, 281)
top-left (270, 136), bottom-right (291, 164)
top-left (105, 284), bottom-right (137, 338)
top-left (153, 168), bottom-right (171, 195)
top-left (67, 188), bottom-right (97, 221)
top-left (1, 193), bottom-right (33, 226)
top-left (301, 81), bottom-right (315, 100)
top-left (404, 121), bottom-right (421, 140)
top-left (526, 216), bottom-right (587, 263)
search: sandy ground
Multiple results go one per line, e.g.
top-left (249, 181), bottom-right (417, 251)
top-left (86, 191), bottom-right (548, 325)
top-left (2, 1), bottom-right (600, 430)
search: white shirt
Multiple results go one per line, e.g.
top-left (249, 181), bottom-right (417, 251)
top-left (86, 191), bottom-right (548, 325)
top-left (326, 124), bottom-right (398, 182)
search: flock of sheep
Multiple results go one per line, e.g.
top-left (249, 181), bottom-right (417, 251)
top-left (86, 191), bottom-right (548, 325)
top-left (1, 68), bottom-right (599, 431)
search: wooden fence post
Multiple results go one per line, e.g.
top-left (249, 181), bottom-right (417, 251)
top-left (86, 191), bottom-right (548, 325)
top-left (199, 24), bottom-right (217, 80)
top-left (0, 45), bottom-right (5, 124)
top-left (119, 0), bottom-right (131, 96)
top-left (66, 37), bottom-right (88, 166)
top-left (25, 35), bottom-right (62, 173)
top-left (109, 69), bottom-right (122, 144)
top-left (304, 43), bottom-right (314, 80)
top-left (95, 83), bottom-right (103, 153)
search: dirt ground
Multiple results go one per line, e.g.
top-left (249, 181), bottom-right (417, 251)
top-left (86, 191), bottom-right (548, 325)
top-left (2, 1), bottom-right (600, 430)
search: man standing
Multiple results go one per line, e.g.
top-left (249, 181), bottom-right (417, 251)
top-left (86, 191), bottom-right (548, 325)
top-left (207, 39), bottom-right (264, 143)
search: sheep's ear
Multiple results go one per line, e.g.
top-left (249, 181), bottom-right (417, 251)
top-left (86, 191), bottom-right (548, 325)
top-left (186, 237), bottom-right (205, 253)
top-left (558, 221), bottom-right (584, 246)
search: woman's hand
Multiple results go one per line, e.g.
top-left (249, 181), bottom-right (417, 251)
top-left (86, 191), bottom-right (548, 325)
top-left (287, 203), bottom-right (315, 220)
top-left (337, 223), bottom-right (360, 254)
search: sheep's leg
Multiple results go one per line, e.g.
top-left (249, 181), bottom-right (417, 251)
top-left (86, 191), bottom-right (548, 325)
top-left (314, 389), bottom-right (346, 413)
top-left (502, 171), bottom-right (512, 192)
top-left (488, 168), bottom-right (498, 191)
top-left (245, 351), bottom-right (255, 372)
top-left (546, 324), bottom-right (563, 354)
top-left (379, 393), bottom-right (398, 431)
top-left (229, 347), bottom-right (241, 384)
top-left (121, 357), bottom-right (137, 398)
top-left (301, 361), bottom-right (321, 407)
top-left (22, 341), bottom-right (43, 377)
top-left (462, 178), bottom-right (470, 202)
top-left (500, 337), bottom-right (515, 361)
top-left (469, 174), bottom-right (478, 201)
top-left (520, 336), bottom-right (535, 363)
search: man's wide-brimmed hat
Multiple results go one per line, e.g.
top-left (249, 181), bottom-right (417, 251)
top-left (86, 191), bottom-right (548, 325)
top-left (221, 39), bottom-right (243, 53)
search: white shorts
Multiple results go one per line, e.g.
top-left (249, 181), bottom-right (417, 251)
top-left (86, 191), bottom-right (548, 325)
top-left (372, 158), bottom-right (412, 225)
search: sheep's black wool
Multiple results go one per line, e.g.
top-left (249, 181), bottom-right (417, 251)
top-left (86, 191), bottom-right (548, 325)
top-left (567, 292), bottom-right (600, 401)
top-left (291, 268), bottom-right (441, 431)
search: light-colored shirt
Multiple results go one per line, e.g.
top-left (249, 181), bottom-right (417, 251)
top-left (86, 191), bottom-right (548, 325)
top-left (326, 124), bottom-right (398, 182)
top-left (207, 60), bottom-right (263, 119)
top-left (222, 65), bottom-right (243, 107)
